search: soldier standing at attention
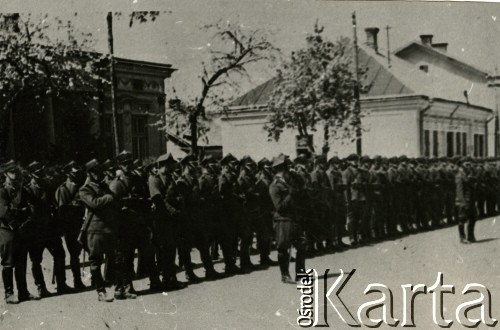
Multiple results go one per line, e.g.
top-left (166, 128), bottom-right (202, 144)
top-left (55, 161), bottom-right (86, 291)
top-left (110, 151), bottom-right (161, 296)
top-left (455, 159), bottom-right (477, 244)
top-left (269, 154), bottom-right (305, 284)
top-left (343, 154), bottom-right (368, 245)
top-left (218, 154), bottom-right (241, 275)
top-left (79, 159), bottom-right (122, 302)
top-left (148, 153), bottom-right (187, 291)
top-left (24, 162), bottom-right (71, 296)
top-left (310, 155), bottom-right (332, 251)
top-left (0, 161), bottom-right (39, 303)
top-left (254, 158), bottom-right (276, 266)
top-left (176, 155), bottom-right (221, 281)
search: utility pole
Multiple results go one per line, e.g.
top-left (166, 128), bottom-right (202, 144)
top-left (386, 25), bottom-right (391, 68)
top-left (107, 12), bottom-right (120, 156)
top-left (352, 12), bottom-right (362, 156)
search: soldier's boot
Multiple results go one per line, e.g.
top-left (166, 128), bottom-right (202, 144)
top-left (467, 220), bottom-right (477, 243)
top-left (277, 251), bottom-right (290, 280)
top-left (458, 223), bottom-right (469, 244)
top-left (70, 259), bottom-right (86, 291)
top-left (36, 284), bottom-right (51, 298)
top-left (185, 269), bottom-right (202, 283)
top-left (18, 291), bottom-right (41, 302)
top-left (73, 277), bottom-right (86, 291)
top-left (2, 268), bottom-right (17, 304)
top-left (97, 290), bottom-right (114, 302)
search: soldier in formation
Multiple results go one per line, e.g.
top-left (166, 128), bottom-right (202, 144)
top-left (0, 153), bottom-right (496, 302)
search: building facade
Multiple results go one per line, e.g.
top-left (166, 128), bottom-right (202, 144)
top-left (7, 57), bottom-right (175, 162)
top-left (216, 28), bottom-right (495, 159)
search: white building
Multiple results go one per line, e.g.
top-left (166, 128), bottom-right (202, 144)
top-left (213, 28), bottom-right (497, 159)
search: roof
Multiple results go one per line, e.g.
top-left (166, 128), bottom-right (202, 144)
top-left (229, 43), bottom-right (495, 111)
top-left (393, 41), bottom-right (488, 80)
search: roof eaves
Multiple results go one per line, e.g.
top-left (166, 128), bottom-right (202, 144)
top-left (394, 41), bottom-right (487, 77)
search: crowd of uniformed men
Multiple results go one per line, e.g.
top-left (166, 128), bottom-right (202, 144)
top-left (0, 151), bottom-right (491, 303)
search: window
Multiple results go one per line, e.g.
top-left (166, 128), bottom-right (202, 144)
top-left (446, 132), bottom-right (454, 157)
top-left (474, 134), bottom-right (484, 158)
top-left (462, 132), bottom-right (467, 156)
top-left (456, 132), bottom-right (461, 156)
top-left (424, 130), bottom-right (430, 157)
top-left (432, 130), bottom-right (439, 157)
top-left (132, 115), bottom-right (149, 159)
top-left (101, 114), bottom-right (123, 158)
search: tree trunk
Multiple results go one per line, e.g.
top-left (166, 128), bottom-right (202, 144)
top-left (107, 12), bottom-right (120, 156)
top-left (322, 123), bottom-right (330, 156)
top-left (189, 111), bottom-right (198, 156)
top-left (0, 107), bottom-right (10, 159)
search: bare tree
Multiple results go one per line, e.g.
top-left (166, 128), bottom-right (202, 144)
top-left (166, 20), bottom-right (280, 156)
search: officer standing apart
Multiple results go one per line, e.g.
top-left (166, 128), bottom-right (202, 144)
top-left (269, 154), bottom-right (306, 284)
top-left (455, 159), bottom-right (477, 244)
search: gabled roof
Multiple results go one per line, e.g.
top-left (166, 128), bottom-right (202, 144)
top-left (230, 47), bottom-right (413, 107)
top-left (393, 41), bottom-right (487, 80)
top-left (229, 43), bottom-right (495, 111)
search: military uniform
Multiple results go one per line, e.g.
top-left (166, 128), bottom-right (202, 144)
top-left (23, 174), bottom-right (68, 296)
top-left (176, 166), bottom-right (219, 280)
top-left (79, 160), bottom-right (122, 301)
top-left (343, 157), bottom-right (369, 245)
top-left (148, 158), bottom-right (186, 290)
top-left (110, 168), bottom-right (159, 293)
top-left (55, 177), bottom-right (85, 289)
top-left (269, 166), bottom-right (305, 283)
top-left (0, 171), bottom-right (38, 303)
top-left (455, 163), bottom-right (477, 243)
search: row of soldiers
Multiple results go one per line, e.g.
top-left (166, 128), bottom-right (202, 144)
top-left (0, 151), bottom-right (492, 302)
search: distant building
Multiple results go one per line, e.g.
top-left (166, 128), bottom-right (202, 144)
top-left (7, 57), bottom-right (175, 162)
top-left (215, 28), bottom-right (497, 159)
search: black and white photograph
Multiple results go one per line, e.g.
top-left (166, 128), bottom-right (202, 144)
top-left (0, 0), bottom-right (499, 328)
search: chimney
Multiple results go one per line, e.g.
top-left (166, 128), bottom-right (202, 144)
top-left (365, 27), bottom-right (380, 52)
top-left (432, 42), bottom-right (448, 53)
top-left (0, 14), bottom-right (20, 33)
top-left (420, 34), bottom-right (433, 46)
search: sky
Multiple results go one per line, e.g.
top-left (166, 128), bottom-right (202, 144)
top-left (5, 0), bottom-right (500, 101)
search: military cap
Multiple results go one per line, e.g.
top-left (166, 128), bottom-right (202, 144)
top-left (1, 160), bottom-right (19, 175)
top-left (294, 154), bottom-right (308, 165)
top-left (116, 150), bottom-right (133, 165)
top-left (27, 161), bottom-right (45, 179)
top-left (272, 153), bottom-right (288, 168)
top-left (200, 155), bottom-right (214, 167)
top-left (389, 156), bottom-right (399, 164)
top-left (398, 155), bottom-right (408, 161)
top-left (85, 159), bottom-right (101, 172)
top-left (240, 155), bottom-right (255, 165)
top-left (63, 160), bottom-right (82, 177)
top-left (314, 154), bottom-right (327, 163)
top-left (180, 154), bottom-right (197, 168)
top-left (360, 155), bottom-right (371, 163)
top-left (220, 153), bottom-right (237, 166)
top-left (372, 155), bottom-right (382, 162)
top-left (156, 153), bottom-right (177, 166)
top-left (257, 157), bottom-right (271, 169)
top-left (346, 154), bottom-right (360, 162)
top-left (102, 159), bottom-right (115, 170)
top-left (328, 156), bottom-right (340, 165)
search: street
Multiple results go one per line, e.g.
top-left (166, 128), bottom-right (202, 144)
top-left (0, 217), bottom-right (499, 330)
